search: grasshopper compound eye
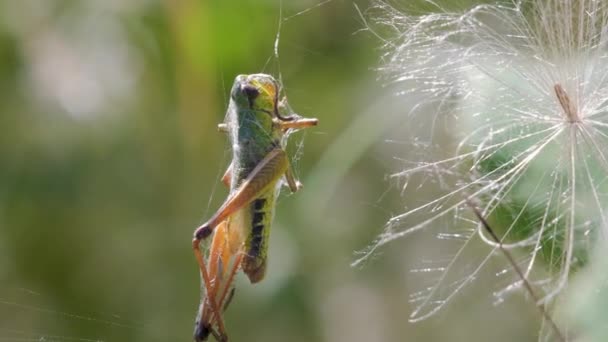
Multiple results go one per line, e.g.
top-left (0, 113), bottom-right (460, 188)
top-left (242, 85), bottom-right (260, 107)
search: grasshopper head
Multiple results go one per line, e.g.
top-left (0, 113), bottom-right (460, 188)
top-left (232, 74), bottom-right (277, 111)
top-left (231, 74), bottom-right (295, 125)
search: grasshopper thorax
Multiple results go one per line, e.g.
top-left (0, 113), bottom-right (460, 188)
top-left (228, 74), bottom-right (287, 173)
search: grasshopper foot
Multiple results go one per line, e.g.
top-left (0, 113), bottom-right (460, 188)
top-left (193, 321), bottom-right (211, 342)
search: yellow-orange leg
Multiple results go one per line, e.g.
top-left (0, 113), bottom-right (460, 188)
top-left (284, 164), bottom-right (302, 193)
top-left (219, 252), bottom-right (243, 311)
top-left (193, 148), bottom-right (290, 340)
top-left (276, 117), bottom-right (318, 131)
top-left (277, 117), bottom-right (317, 193)
top-left (207, 252), bottom-right (244, 329)
top-left (198, 223), bottom-right (241, 341)
top-left (194, 164), bottom-right (231, 341)
top-left (193, 239), bottom-right (228, 342)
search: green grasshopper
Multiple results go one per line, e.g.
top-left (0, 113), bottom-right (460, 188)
top-left (192, 74), bottom-right (318, 341)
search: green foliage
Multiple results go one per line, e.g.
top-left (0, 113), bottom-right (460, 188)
top-left (0, 1), bottom-right (385, 341)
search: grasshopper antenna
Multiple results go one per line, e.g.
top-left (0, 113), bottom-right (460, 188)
top-left (464, 198), bottom-right (566, 342)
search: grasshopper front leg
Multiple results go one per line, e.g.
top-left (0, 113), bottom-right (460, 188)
top-left (275, 116), bottom-right (318, 132)
top-left (276, 116), bottom-right (317, 193)
top-left (284, 162), bottom-right (302, 193)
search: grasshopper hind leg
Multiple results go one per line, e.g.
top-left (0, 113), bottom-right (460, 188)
top-left (192, 148), bottom-right (291, 340)
top-left (193, 225), bottom-right (229, 341)
top-left (194, 219), bottom-right (244, 342)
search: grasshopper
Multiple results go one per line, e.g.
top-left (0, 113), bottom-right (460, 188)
top-left (192, 74), bottom-right (318, 341)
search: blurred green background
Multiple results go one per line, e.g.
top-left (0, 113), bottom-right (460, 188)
top-left (0, 1), bottom-right (543, 341)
